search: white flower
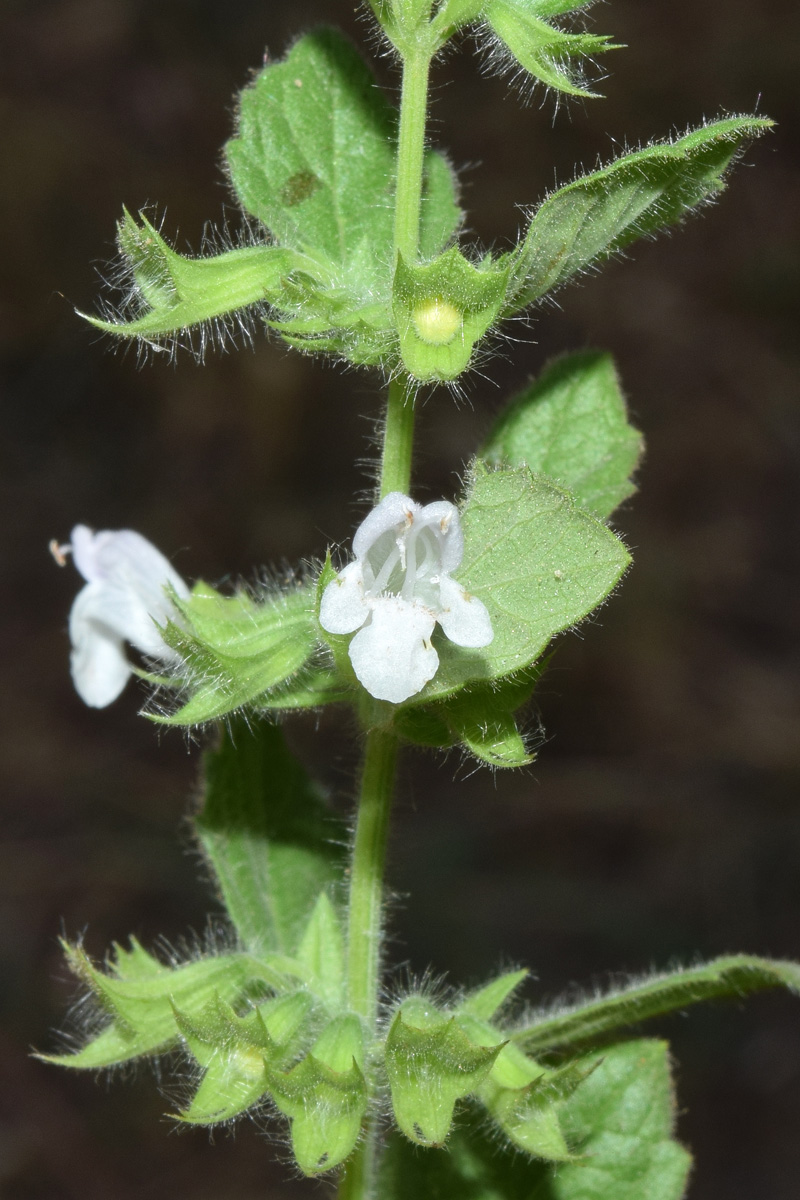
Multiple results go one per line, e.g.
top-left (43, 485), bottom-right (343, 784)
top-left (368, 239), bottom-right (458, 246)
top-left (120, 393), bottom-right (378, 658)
top-left (319, 492), bottom-right (493, 703)
top-left (52, 525), bottom-right (189, 708)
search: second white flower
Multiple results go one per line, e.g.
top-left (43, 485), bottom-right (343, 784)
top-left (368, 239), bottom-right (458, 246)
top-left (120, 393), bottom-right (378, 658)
top-left (319, 492), bottom-right (493, 703)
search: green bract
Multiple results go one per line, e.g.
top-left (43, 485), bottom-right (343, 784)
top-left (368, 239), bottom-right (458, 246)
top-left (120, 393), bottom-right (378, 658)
top-left (484, 0), bottom-right (622, 99)
top-left (155, 580), bottom-right (340, 725)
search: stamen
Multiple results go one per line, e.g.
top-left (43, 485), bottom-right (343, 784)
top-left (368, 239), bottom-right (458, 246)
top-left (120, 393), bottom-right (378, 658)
top-left (49, 539), bottom-right (71, 567)
top-left (402, 527), bottom-right (418, 600)
top-left (369, 544), bottom-right (402, 597)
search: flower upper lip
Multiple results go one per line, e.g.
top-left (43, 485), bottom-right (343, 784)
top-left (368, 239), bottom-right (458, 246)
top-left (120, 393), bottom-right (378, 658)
top-left (319, 492), bottom-right (493, 704)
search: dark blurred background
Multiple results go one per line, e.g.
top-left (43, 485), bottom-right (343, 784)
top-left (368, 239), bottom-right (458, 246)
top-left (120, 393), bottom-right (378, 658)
top-left (1, 1), bottom-right (799, 1197)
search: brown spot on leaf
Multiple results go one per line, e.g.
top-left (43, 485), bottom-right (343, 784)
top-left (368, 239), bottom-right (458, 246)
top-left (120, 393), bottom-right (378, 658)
top-left (280, 169), bottom-right (320, 207)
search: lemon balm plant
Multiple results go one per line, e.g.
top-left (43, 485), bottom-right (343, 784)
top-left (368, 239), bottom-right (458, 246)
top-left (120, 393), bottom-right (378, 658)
top-left (42, 3), bottom-right (797, 1197)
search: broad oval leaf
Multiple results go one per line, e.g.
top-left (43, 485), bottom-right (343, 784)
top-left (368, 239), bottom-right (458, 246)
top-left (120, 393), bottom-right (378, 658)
top-left (482, 350), bottom-right (643, 520)
top-left (226, 29), bottom-right (461, 286)
top-left (410, 462), bottom-right (630, 701)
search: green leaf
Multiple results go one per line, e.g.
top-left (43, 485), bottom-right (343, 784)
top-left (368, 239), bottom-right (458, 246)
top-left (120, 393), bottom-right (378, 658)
top-left (157, 582), bottom-right (320, 725)
top-left (554, 1041), bottom-right (691, 1198)
top-left (507, 117), bottom-right (773, 313)
top-left (392, 248), bottom-right (510, 382)
top-left (380, 1040), bottom-right (690, 1200)
top-left (83, 210), bottom-right (320, 340)
top-left (226, 29), bottom-right (460, 283)
top-left (227, 30), bottom-right (394, 277)
top-left (386, 999), bottom-right (504, 1146)
top-left (266, 1014), bottom-right (367, 1175)
top-left (485, 0), bottom-right (622, 99)
top-left (175, 991), bottom-right (313, 1125)
top-left (396, 666), bottom-right (544, 767)
top-left (92, 30), bottom-right (462, 358)
top-left (43, 941), bottom-right (265, 1069)
top-left (459, 968), bottom-right (529, 1021)
top-left (482, 351), bottom-right (643, 520)
top-left (417, 463), bottom-right (630, 700)
top-left (514, 953), bottom-right (800, 1057)
top-left (441, 677), bottom-right (535, 766)
top-left (295, 893), bottom-right (346, 1010)
top-left (197, 717), bottom-right (344, 956)
top-left (419, 151), bottom-right (462, 259)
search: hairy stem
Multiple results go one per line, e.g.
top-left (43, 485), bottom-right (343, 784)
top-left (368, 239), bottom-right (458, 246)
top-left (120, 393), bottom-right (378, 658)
top-left (337, 730), bottom-right (397, 1199)
top-left (338, 30), bottom-right (433, 1200)
top-left (393, 45), bottom-right (432, 262)
top-left (347, 727), bottom-right (398, 1023)
top-left (337, 1115), bottom-right (376, 1200)
top-left (380, 375), bottom-right (416, 498)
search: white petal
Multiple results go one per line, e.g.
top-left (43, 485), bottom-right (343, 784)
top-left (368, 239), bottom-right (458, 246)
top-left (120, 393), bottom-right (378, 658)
top-left (70, 576), bottom-right (174, 661)
top-left (348, 598), bottom-right (438, 703)
top-left (320, 562), bottom-right (369, 634)
top-left (437, 576), bottom-right (494, 648)
top-left (416, 501), bottom-right (464, 574)
top-left (69, 587), bottom-right (134, 707)
top-left (352, 493), bottom-right (418, 560)
top-left (70, 526), bottom-right (189, 617)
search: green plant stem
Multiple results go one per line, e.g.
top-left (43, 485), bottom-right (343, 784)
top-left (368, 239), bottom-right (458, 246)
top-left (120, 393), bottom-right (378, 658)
top-left (338, 728), bottom-right (397, 1199)
top-left (394, 45), bottom-right (432, 261)
top-left (347, 726), bottom-right (398, 1023)
top-left (380, 375), bottom-right (416, 498)
top-left (337, 1131), bottom-right (373, 1200)
top-left (339, 32), bottom-right (433, 1200)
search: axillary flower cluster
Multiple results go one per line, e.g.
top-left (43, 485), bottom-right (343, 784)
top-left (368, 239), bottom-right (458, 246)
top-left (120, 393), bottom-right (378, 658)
top-left (53, 494), bottom-right (492, 710)
top-left (319, 492), bottom-right (493, 704)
